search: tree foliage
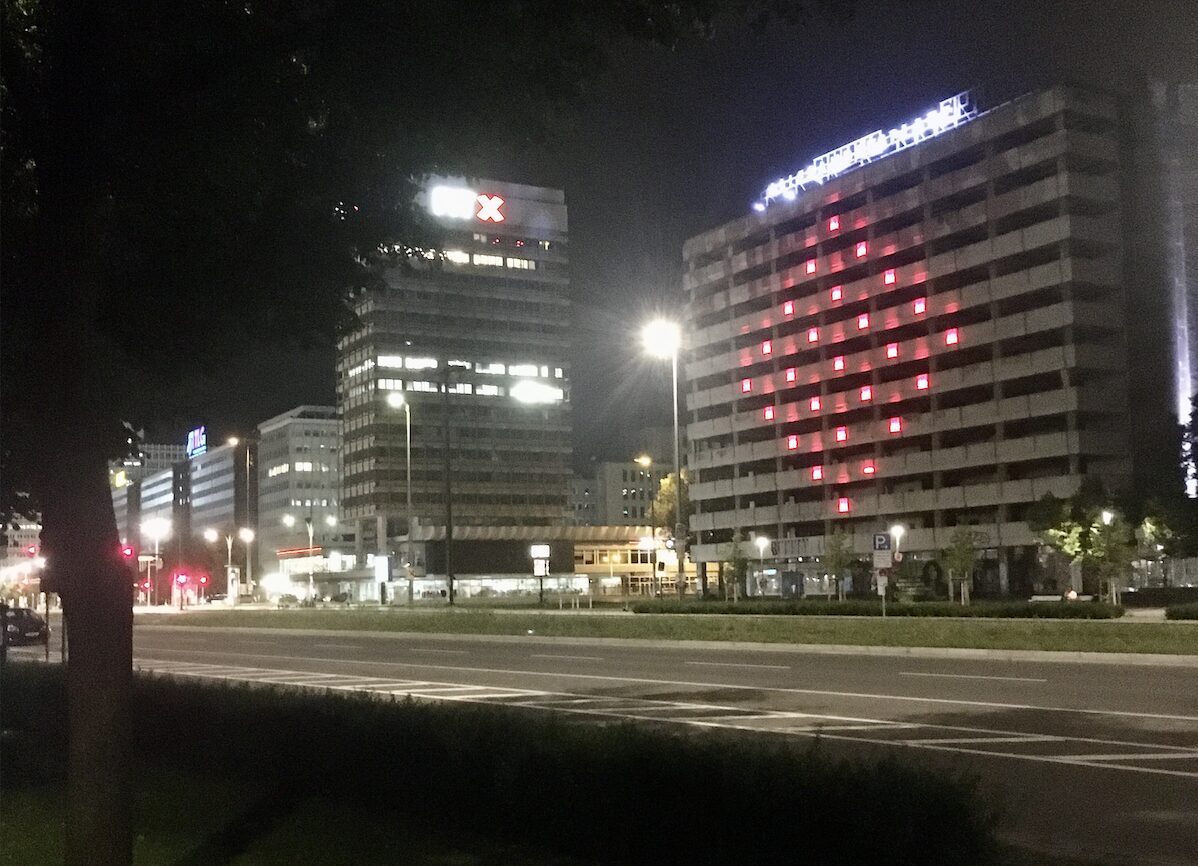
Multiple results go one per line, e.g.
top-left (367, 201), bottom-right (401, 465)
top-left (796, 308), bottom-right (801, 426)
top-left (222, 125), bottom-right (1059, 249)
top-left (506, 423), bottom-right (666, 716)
top-left (939, 527), bottom-right (977, 581)
top-left (648, 469), bottom-right (692, 534)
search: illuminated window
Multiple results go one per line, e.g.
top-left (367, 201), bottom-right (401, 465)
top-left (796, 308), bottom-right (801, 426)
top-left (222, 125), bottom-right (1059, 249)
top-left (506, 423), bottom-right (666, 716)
top-left (838, 497), bottom-right (851, 513)
top-left (945, 328), bottom-right (959, 345)
top-left (477, 362), bottom-right (505, 375)
top-left (377, 355), bottom-right (403, 368)
top-left (295, 461), bottom-right (314, 472)
top-left (809, 396), bottom-right (821, 412)
top-left (409, 381), bottom-right (438, 393)
top-left (833, 356), bottom-right (845, 372)
top-left (828, 215), bottom-right (840, 232)
top-left (884, 269), bottom-right (896, 285)
top-left (830, 286), bottom-right (843, 302)
top-left (785, 367), bottom-right (797, 383)
top-left (835, 426), bottom-right (848, 442)
top-left (741, 378), bottom-right (753, 393)
top-left (787, 435), bottom-right (799, 450)
top-left (811, 466), bottom-right (824, 481)
top-left (805, 259), bottom-right (817, 275)
top-left (862, 462), bottom-right (876, 475)
top-left (762, 340), bottom-right (773, 355)
top-left (444, 249), bottom-right (470, 264)
top-left (807, 328), bottom-right (819, 344)
top-left (505, 257), bottom-right (536, 270)
top-left (268, 463), bottom-right (290, 477)
top-left (783, 300), bottom-right (795, 316)
top-left (860, 386), bottom-right (872, 401)
top-left (889, 417), bottom-right (903, 434)
top-left (857, 313), bottom-right (870, 330)
top-left (916, 373), bottom-right (929, 390)
top-left (886, 343), bottom-right (899, 360)
top-left (377, 378), bottom-right (403, 390)
top-left (476, 384), bottom-right (501, 396)
top-left (855, 241), bottom-right (868, 258)
top-left (913, 297), bottom-right (926, 315)
top-left (764, 406), bottom-right (775, 421)
top-left (509, 363), bottom-right (538, 376)
top-left (473, 253), bottom-right (504, 267)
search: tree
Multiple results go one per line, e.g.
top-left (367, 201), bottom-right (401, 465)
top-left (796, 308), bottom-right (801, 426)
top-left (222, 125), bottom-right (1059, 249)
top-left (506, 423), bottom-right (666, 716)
top-left (648, 469), bottom-right (692, 538)
top-left (820, 527), bottom-right (852, 601)
top-left (939, 527), bottom-right (978, 604)
top-left (2, 3), bottom-right (839, 861)
top-left (1025, 479), bottom-right (1134, 597)
top-left (725, 533), bottom-right (750, 602)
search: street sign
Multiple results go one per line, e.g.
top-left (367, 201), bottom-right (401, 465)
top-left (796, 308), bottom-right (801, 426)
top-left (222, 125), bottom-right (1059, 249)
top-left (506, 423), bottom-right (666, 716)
top-left (529, 544), bottom-right (551, 560)
top-left (893, 551), bottom-right (904, 563)
top-left (873, 533), bottom-right (891, 551)
top-left (875, 574), bottom-right (889, 596)
top-left (872, 549), bottom-right (893, 569)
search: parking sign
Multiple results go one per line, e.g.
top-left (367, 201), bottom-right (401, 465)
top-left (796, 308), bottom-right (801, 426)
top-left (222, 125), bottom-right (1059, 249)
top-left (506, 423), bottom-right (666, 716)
top-left (873, 533), bottom-right (891, 551)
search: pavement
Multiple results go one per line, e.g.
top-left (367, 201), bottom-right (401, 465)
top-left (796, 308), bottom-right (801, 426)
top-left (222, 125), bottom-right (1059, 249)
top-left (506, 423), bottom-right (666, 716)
top-left (11, 620), bottom-right (1198, 865)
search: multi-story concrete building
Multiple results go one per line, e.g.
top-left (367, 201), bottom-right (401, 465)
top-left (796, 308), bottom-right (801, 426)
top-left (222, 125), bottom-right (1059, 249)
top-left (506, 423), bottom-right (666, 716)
top-left (109, 433), bottom-right (187, 542)
top-left (683, 84), bottom-right (1194, 596)
top-left (256, 406), bottom-right (343, 575)
top-left (338, 177), bottom-right (572, 563)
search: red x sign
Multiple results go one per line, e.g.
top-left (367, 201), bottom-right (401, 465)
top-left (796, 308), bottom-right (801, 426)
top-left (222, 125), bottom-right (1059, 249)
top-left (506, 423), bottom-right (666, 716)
top-left (476, 194), bottom-right (505, 222)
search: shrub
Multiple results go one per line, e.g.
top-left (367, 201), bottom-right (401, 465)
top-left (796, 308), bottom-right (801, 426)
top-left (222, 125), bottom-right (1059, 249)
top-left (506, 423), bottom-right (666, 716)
top-left (629, 598), bottom-right (1124, 619)
top-left (1164, 602), bottom-right (1198, 621)
top-left (1123, 587), bottom-right (1198, 607)
top-left (1, 663), bottom-right (1005, 866)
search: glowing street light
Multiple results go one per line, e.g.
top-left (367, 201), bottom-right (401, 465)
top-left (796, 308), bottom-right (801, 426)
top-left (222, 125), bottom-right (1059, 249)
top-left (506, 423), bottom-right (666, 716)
top-left (325, 514), bottom-right (338, 527)
top-left (753, 535), bottom-right (769, 596)
top-left (641, 319), bottom-right (681, 359)
top-left (641, 317), bottom-right (686, 599)
top-left (140, 517), bottom-right (172, 607)
top-left (889, 524), bottom-right (905, 549)
top-left (202, 528), bottom-right (218, 544)
top-left (634, 454), bottom-right (652, 468)
top-left (1101, 510), bottom-right (1114, 526)
top-left (282, 514), bottom-right (296, 528)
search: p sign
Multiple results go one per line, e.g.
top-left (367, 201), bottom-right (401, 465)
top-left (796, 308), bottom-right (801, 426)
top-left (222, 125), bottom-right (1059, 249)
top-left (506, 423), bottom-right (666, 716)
top-left (873, 533), bottom-right (891, 551)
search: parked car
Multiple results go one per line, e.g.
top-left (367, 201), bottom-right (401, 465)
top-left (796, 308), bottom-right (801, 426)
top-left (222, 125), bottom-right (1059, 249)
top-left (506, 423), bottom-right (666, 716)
top-left (3, 606), bottom-right (50, 647)
top-left (276, 594), bottom-right (299, 608)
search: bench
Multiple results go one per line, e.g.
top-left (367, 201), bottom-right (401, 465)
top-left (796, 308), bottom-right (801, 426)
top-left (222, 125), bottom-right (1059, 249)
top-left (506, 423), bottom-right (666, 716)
top-left (1029, 594), bottom-right (1094, 602)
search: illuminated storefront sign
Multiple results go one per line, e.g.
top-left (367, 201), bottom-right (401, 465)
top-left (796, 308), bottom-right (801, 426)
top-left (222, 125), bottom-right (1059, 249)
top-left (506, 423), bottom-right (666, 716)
top-left (429, 185), bottom-right (506, 222)
top-left (757, 92), bottom-right (976, 209)
top-left (185, 426), bottom-right (207, 459)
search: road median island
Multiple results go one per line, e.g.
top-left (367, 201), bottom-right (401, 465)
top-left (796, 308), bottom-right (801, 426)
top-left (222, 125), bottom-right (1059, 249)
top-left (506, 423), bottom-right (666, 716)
top-left (139, 608), bottom-right (1198, 655)
top-left (2, 662), bottom-right (1005, 866)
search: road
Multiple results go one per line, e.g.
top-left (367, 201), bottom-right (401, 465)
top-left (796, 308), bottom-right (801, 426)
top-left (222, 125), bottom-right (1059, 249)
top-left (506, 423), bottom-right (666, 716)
top-left (14, 622), bottom-right (1198, 865)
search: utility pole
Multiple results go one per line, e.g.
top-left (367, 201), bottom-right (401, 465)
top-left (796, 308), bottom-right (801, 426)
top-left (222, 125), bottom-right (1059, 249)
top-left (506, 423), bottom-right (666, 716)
top-left (442, 367), bottom-right (455, 606)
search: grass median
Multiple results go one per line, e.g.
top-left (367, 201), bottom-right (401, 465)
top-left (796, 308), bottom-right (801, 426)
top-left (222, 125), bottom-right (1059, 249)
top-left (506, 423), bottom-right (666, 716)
top-left (3, 662), bottom-right (1005, 865)
top-left (140, 608), bottom-right (1198, 654)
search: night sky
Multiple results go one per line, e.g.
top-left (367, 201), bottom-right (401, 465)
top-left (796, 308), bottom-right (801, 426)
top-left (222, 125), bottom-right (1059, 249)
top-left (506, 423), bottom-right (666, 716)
top-left (160, 0), bottom-right (1197, 465)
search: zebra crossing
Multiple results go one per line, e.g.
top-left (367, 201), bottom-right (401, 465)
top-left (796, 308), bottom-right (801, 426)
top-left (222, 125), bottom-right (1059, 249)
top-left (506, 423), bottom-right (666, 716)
top-left (134, 657), bottom-right (1198, 779)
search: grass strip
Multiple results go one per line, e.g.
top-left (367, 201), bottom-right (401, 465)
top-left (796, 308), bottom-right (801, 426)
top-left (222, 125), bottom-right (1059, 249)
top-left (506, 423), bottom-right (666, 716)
top-left (3, 662), bottom-right (1004, 866)
top-left (630, 599), bottom-right (1126, 618)
top-left (141, 608), bottom-right (1198, 654)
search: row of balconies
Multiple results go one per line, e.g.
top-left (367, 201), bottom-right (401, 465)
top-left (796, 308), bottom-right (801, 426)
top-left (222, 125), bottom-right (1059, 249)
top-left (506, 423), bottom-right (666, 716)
top-left (690, 473), bottom-right (1083, 533)
top-left (685, 126), bottom-right (1118, 297)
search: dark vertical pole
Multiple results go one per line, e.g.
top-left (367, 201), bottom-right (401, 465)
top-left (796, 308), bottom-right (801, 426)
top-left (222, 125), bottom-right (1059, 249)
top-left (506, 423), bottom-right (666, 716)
top-left (45, 592), bottom-right (51, 662)
top-left (442, 370), bottom-right (455, 606)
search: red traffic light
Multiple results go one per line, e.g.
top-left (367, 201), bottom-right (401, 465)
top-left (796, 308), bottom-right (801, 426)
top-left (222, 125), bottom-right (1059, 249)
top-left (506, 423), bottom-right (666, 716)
top-left (175, 573), bottom-right (189, 585)
top-left (25, 544), bottom-right (38, 556)
top-left (119, 544), bottom-right (136, 560)
top-left (199, 575), bottom-right (209, 586)
top-left (141, 580), bottom-right (151, 590)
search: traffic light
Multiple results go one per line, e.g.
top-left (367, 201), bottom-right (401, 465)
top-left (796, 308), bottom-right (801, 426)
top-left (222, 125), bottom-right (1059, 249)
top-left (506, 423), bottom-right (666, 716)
top-left (25, 544), bottom-right (37, 557)
top-left (199, 575), bottom-right (209, 586)
top-left (141, 579), bottom-right (151, 591)
top-left (119, 544), bottom-right (136, 560)
top-left (175, 573), bottom-right (189, 585)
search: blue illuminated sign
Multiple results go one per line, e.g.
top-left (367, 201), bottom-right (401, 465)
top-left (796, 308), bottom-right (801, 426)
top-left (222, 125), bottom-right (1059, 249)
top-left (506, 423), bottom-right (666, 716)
top-left (185, 426), bottom-right (207, 459)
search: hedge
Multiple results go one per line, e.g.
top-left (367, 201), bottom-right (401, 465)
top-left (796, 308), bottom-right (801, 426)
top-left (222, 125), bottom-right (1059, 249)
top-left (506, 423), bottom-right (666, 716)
top-left (1122, 587), bottom-right (1198, 608)
top-left (1164, 602), bottom-right (1198, 621)
top-left (630, 598), bottom-right (1125, 619)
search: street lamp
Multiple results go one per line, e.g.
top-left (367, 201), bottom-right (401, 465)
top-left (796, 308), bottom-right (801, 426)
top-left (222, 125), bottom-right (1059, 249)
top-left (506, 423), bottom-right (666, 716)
top-left (203, 527), bottom-right (235, 604)
top-left (386, 391), bottom-right (414, 605)
top-left (634, 454), bottom-right (652, 468)
top-left (1101, 510), bottom-right (1114, 526)
top-left (140, 517), bottom-right (172, 607)
top-left (641, 318), bottom-right (686, 599)
top-left (238, 527), bottom-right (255, 597)
top-left (889, 524), bottom-right (905, 551)
top-left (754, 535), bottom-right (769, 596)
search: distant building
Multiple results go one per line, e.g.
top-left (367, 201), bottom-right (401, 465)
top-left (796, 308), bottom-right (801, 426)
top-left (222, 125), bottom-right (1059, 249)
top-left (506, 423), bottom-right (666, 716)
top-left (109, 432), bottom-right (187, 542)
top-left (570, 430), bottom-right (680, 526)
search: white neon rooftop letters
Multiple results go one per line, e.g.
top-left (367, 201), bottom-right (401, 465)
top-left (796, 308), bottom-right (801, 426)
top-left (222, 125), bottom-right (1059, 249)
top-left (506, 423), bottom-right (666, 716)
top-left (757, 92), bottom-right (976, 209)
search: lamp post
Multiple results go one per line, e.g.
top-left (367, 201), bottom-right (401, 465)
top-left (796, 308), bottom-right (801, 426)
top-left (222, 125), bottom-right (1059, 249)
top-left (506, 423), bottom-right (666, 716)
top-left (140, 517), bottom-right (172, 607)
top-left (238, 527), bottom-right (255, 598)
top-left (641, 318), bottom-right (686, 599)
top-left (386, 391), bottom-right (415, 605)
top-left (754, 535), bottom-right (769, 597)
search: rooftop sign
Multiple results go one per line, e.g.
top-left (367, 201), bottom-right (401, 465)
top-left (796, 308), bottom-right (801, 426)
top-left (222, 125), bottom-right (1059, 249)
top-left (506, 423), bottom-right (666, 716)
top-left (757, 92), bottom-right (976, 210)
top-left (185, 426), bottom-right (207, 459)
top-left (429, 185), bottom-right (506, 223)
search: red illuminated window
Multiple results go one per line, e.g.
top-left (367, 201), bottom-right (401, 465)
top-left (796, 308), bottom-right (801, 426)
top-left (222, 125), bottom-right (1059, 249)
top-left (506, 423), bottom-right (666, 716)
top-left (862, 462), bottom-right (876, 475)
top-left (830, 286), bottom-right (843, 302)
top-left (783, 300), bottom-right (794, 316)
top-left (837, 497), bottom-right (851, 514)
top-left (945, 328), bottom-right (959, 345)
top-left (835, 426), bottom-right (848, 442)
top-left (855, 241), bottom-right (868, 258)
top-left (787, 434), bottom-right (799, 450)
top-left (828, 215), bottom-right (840, 232)
top-left (886, 343), bottom-right (899, 360)
top-left (913, 297), bottom-right (926, 315)
top-left (889, 417), bottom-right (903, 434)
top-left (785, 367), bottom-right (797, 383)
top-left (857, 313), bottom-right (870, 330)
top-left (915, 373), bottom-right (929, 390)
top-left (741, 378), bottom-right (753, 393)
top-left (809, 396), bottom-right (821, 412)
top-left (884, 269), bottom-right (896, 285)
top-left (860, 386), bottom-right (872, 401)
top-left (811, 465), bottom-right (824, 481)
top-left (762, 339), bottom-right (773, 355)
top-left (807, 327), bottom-right (819, 344)
top-left (833, 355), bottom-right (845, 372)
top-left (764, 406), bottom-right (775, 421)
top-left (805, 259), bottom-right (817, 275)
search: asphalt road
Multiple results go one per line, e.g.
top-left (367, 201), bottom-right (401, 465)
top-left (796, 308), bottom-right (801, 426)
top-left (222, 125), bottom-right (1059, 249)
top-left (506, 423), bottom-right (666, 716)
top-left (13, 622), bottom-right (1198, 865)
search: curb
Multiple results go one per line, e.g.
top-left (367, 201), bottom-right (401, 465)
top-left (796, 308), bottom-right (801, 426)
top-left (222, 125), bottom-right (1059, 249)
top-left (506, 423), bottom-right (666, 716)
top-left (136, 624), bottom-right (1198, 667)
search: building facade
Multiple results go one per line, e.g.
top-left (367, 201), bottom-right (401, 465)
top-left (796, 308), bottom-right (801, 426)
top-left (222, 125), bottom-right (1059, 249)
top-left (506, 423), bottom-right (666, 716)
top-left (571, 459), bottom-right (672, 526)
top-left (256, 405), bottom-right (342, 575)
top-left (683, 84), bottom-right (1193, 595)
top-left (338, 177), bottom-right (573, 561)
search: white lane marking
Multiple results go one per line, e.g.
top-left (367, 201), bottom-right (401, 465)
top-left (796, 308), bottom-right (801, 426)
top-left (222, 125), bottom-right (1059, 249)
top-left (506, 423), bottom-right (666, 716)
top-left (907, 735), bottom-right (1060, 745)
top-left (410, 648), bottom-right (469, 655)
top-left (1055, 753), bottom-right (1198, 762)
top-left (687, 661), bottom-right (791, 670)
top-left (899, 671), bottom-right (1047, 683)
top-left (313, 643), bottom-right (360, 650)
top-left (239, 639), bottom-right (278, 646)
top-left (135, 648), bottom-right (1198, 723)
top-left (530, 653), bottom-right (605, 661)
